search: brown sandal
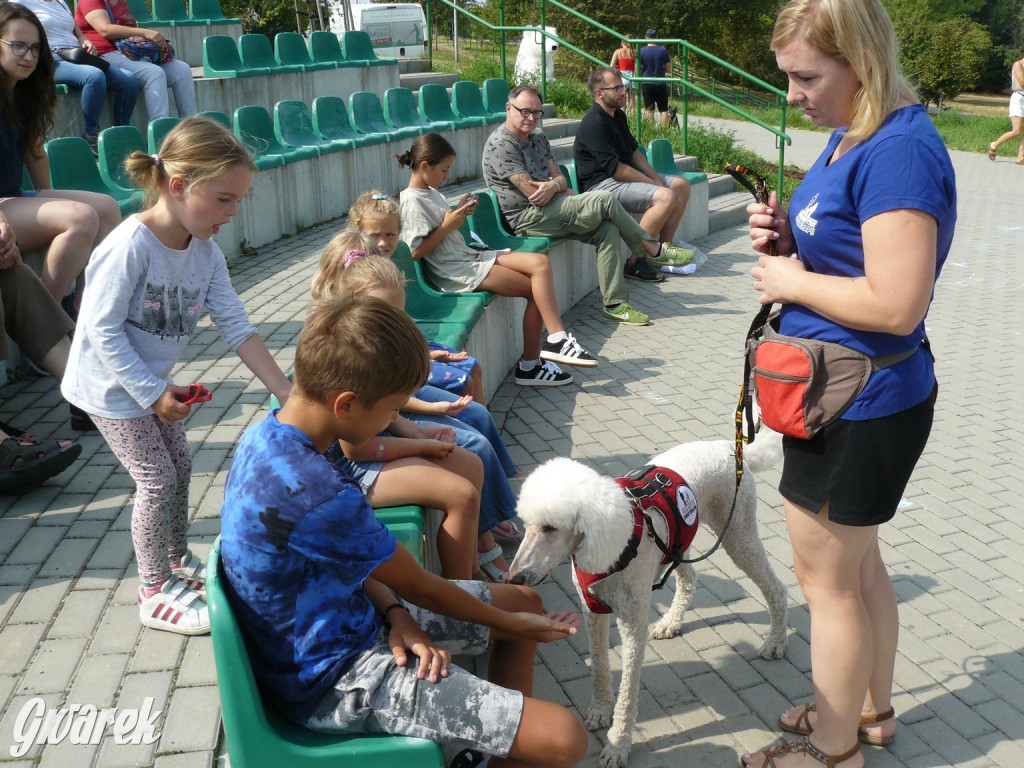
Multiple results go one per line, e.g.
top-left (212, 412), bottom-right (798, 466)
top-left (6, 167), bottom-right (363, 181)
top-left (741, 737), bottom-right (860, 768)
top-left (989, 143), bottom-right (998, 161)
top-left (779, 703), bottom-right (896, 746)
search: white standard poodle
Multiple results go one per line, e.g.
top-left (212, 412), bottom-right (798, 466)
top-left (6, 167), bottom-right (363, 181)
top-left (508, 434), bottom-right (788, 768)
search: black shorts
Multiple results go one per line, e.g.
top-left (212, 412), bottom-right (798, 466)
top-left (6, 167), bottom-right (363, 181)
top-left (778, 383), bottom-right (937, 526)
top-left (641, 83), bottom-right (669, 112)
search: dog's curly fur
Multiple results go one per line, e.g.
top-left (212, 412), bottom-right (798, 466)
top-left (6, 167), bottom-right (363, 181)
top-left (509, 435), bottom-right (788, 768)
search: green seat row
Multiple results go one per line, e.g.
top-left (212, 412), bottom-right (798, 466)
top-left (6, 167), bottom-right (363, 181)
top-left (207, 538), bottom-right (444, 768)
top-left (149, 0), bottom-right (240, 25)
top-left (204, 31), bottom-right (395, 79)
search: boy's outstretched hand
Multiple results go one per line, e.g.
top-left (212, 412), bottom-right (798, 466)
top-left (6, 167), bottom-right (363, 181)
top-left (513, 609), bottom-right (582, 643)
top-left (387, 609), bottom-right (451, 684)
top-left (425, 395), bottom-right (473, 416)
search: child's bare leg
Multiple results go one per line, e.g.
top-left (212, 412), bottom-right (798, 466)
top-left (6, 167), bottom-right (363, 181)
top-left (487, 584), bottom-right (587, 768)
top-left (478, 531), bottom-right (510, 574)
top-left (366, 450), bottom-right (482, 579)
top-left (468, 364), bottom-right (486, 407)
top-left (480, 256), bottom-right (564, 361)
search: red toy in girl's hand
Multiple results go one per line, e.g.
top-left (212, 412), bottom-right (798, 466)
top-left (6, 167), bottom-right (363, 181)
top-left (176, 383), bottom-right (212, 405)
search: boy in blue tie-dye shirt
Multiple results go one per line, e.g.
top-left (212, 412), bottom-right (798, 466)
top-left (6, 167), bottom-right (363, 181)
top-left (219, 297), bottom-right (587, 768)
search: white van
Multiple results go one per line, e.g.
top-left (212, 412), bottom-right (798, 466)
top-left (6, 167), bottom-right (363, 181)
top-left (328, 1), bottom-right (428, 60)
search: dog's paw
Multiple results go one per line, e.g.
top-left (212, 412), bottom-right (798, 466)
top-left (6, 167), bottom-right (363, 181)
top-left (758, 638), bottom-right (786, 660)
top-left (650, 618), bottom-right (681, 640)
top-left (599, 743), bottom-right (630, 768)
top-left (584, 705), bottom-right (612, 731)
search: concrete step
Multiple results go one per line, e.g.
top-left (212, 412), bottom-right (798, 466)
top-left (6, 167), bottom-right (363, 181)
top-left (708, 188), bottom-right (752, 232)
top-left (399, 70), bottom-right (459, 91)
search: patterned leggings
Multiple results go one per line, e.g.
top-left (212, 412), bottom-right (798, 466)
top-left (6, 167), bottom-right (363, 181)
top-left (92, 414), bottom-right (192, 586)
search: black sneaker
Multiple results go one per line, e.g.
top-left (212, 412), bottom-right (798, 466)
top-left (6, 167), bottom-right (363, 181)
top-left (624, 257), bottom-right (665, 283)
top-left (514, 360), bottom-right (573, 387)
top-left (540, 333), bottom-right (597, 368)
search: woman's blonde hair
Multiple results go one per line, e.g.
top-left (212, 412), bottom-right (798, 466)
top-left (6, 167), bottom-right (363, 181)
top-left (312, 229), bottom-right (407, 302)
top-left (124, 116), bottom-right (258, 206)
top-left (771, 0), bottom-right (917, 141)
top-left (348, 190), bottom-right (401, 231)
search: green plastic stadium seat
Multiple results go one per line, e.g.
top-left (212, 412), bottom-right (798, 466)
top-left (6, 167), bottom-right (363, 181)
top-left (240, 33), bottom-right (302, 74)
top-left (451, 81), bottom-right (504, 125)
top-left (153, 0), bottom-right (204, 25)
top-left (645, 138), bottom-right (707, 185)
top-left (374, 506), bottom-right (427, 564)
top-left (233, 106), bottom-right (308, 169)
top-left (275, 100), bottom-right (349, 155)
top-left (198, 110), bottom-right (231, 128)
top-left (204, 35), bottom-right (270, 79)
top-left (312, 96), bottom-right (385, 147)
top-left (308, 30), bottom-right (358, 68)
top-left (391, 242), bottom-right (486, 327)
top-left (481, 78), bottom-right (510, 115)
top-left (413, 320), bottom-right (468, 350)
top-left (44, 136), bottom-right (143, 216)
top-left (419, 83), bottom-right (483, 129)
top-left (559, 161), bottom-right (579, 193)
top-left (56, 83), bottom-right (70, 94)
top-left (383, 87), bottom-right (450, 134)
top-left (21, 165), bottom-right (32, 192)
top-left (189, 0), bottom-right (240, 24)
top-left (207, 539), bottom-right (445, 768)
top-left (275, 32), bottom-right (335, 71)
top-left (147, 116), bottom-right (179, 153)
top-left (349, 91), bottom-right (419, 141)
top-left (341, 30), bottom-right (395, 66)
top-left (468, 190), bottom-right (551, 253)
top-left (97, 125), bottom-right (146, 194)
top-left (126, 0), bottom-right (156, 25)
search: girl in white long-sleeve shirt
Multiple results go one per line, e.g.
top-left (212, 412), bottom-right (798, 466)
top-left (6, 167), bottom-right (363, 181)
top-left (62, 117), bottom-right (291, 636)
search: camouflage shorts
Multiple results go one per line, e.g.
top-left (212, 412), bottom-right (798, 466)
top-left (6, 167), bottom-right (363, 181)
top-left (305, 580), bottom-right (523, 759)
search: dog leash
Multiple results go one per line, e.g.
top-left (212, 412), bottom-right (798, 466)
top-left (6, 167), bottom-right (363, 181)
top-left (657, 164), bottom-right (779, 570)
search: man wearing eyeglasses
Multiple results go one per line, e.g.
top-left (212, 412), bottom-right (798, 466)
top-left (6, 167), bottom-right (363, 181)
top-left (574, 66), bottom-right (698, 276)
top-left (482, 84), bottom-right (669, 327)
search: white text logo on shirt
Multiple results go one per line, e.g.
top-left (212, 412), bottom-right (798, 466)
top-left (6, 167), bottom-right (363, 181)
top-left (795, 193), bottom-right (819, 237)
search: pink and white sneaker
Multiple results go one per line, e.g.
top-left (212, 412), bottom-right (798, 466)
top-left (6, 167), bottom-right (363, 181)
top-left (172, 549), bottom-right (207, 597)
top-left (139, 580), bottom-right (210, 635)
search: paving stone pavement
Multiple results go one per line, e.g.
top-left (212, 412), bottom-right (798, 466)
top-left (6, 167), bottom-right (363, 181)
top-left (1, 123), bottom-right (1022, 768)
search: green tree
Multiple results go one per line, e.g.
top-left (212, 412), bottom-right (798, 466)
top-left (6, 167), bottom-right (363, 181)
top-left (916, 16), bottom-right (991, 106)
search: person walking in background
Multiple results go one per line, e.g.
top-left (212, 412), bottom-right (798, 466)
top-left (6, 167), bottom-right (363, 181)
top-left (609, 38), bottom-right (635, 113)
top-left (76, 0), bottom-right (196, 121)
top-left (988, 50), bottom-right (1024, 163)
top-left (740, 0), bottom-right (956, 767)
top-left (14, 0), bottom-right (138, 152)
top-left (639, 29), bottom-right (672, 127)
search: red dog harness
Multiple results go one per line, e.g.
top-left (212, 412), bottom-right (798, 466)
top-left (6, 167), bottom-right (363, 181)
top-left (572, 465), bottom-right (699, 614)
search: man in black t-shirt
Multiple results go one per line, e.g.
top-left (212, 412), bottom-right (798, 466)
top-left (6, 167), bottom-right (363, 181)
top-left (639, 29), bottom-right (672, 126)
top-left (574, 66), bottom-right (695, 272)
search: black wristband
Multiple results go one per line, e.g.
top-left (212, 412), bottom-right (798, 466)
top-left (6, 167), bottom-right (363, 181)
top-left (382, 602), bottom-right (409, 625)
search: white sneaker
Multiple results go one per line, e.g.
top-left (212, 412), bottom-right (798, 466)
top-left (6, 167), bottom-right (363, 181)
top-left (139, 580), bottom-right (210, 635)
top-left (173, 549), bottom-right (207, 597)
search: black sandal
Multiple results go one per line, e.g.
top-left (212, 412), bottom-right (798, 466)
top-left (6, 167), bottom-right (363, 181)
top-left (0, 437), bottom-right (82, 495)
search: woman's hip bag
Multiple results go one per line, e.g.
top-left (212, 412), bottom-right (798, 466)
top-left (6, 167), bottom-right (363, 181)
top-left (747, 311), bottom-right (917, 440)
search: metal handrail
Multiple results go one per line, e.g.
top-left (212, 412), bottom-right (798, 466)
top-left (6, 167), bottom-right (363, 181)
top-left (426, 0), bottom-right (792, 192)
